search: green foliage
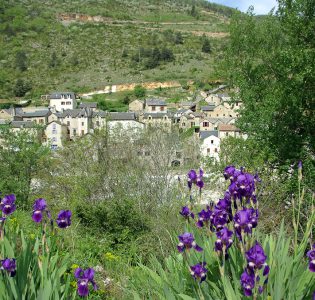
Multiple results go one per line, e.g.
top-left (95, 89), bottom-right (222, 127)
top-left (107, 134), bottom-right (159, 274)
top-left (201, 36), bottom-right (211, 53)
top-left (13, 79), bottom-right (32, 97)
top-left (226, 2), bottom-right (315, 163)
top-left (0, 128), bottom-right (50, 205)
top-left (0, 224), bottom-right (74, 299)
top-left (15, 50), bottom-right (27, 72)
top-left (134, 85), bottom-right (146, 98)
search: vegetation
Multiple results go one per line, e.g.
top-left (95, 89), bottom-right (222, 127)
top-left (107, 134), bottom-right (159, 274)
top-left (0, 0), bottom-right (230, 99)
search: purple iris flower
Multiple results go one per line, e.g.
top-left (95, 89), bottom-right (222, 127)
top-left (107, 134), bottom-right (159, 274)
top-left (215, 227), bottom-right (233, 252)
top-left (234, 208), bottom-right (258, 240)
top-left (240, 270), bottom-right (255, 297)
top-left (196, 206), bottom-right (212, 228)
top-left (32, 198), bottom-right (51, 223)
top-left (307, 244), bottom-right (315, 272)
top-left (179, 206), bottom-right (194, 220)
top-left (190, 262), bottom-right (208, 283)
top-left (1, 258), bottom-right (16, 277)
top-left (245, 242), bottom-right (269, 275)
top-left (187, 169), bottom-right (204, 190)
top-left (74, 267), bottom-right (97, 297)
top-left (177, 232), bottom-right (203, 252)
top-left (56, 210), bottom-right (72, 228)
top-left (223, 165), bottom-right (235, 180)
top-left (211, 208), bottom-right (229, 231)
top-left (0, 194), bottom-right (16, 216)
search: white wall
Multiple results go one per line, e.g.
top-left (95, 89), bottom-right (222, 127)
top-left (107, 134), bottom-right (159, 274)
top-left (200, 135), bottom-right (220, 160)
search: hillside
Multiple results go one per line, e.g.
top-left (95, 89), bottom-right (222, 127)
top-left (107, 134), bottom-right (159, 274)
top-left (0, 0), bottom-right (235, 100)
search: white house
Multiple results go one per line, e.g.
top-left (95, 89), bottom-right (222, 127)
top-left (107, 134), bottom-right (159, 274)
top-left (200, 130), bottom-right (220, 161)
top-left (49, 92), bottom-right (77, 112)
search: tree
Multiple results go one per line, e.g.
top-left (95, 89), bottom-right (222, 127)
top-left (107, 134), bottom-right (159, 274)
top-left (160, 47), bottom-right (174, 61)
top-left (201, 37), bottom-right (211, 53)
top-left (49, 51), bottom-right (58, 68)
top-left (134, 85), bottom-right (146, 98)
top-left (15, 50), bottom-right (27, 71)
top-left (0, 127), bottom-right (50, 205)
top-left (13, 79), bottom-right (32, 97)
top-left (190, 4), bottom-right (197, 17)
top-left (174, 32), bottom-right (183, 45)
top-left (225, 2), bottom-right (315, 163)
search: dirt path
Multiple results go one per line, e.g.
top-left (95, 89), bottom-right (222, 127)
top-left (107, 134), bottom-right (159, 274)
top-left (79, 80), bottom-right (184, 97)
top-left (58, 13), bottom-right (229, 38)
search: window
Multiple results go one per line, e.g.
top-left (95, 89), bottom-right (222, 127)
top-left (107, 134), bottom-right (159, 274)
top-left (160, 106), bottom-right (164, 111)
top-left (236, 102), bottom-right (239, 106)
top-left (66, 101), bottom-right (71, 105)
top-left (182, 122), bottom-right (186, 126)
top-left (211, 140), bottom-right (214, 144)
top-left (144, 151), bottom-right (150, 156)
top-left (51, 145), bottom-right (58, 150)
top-left (152, 106), bottom-right (156, 111)
top-left (81, 122), bottom-right (84, 126)
top-left (207, 148), bottom-right (210, 153)
top-left (81, 130), bottom-right (84, 135)
top-left (61, 101), bottom-right (65, 105)
top-left (191, 122), bottom-right (195, 127)
top-left (67, 121), bottom-right (70, 126)
top-left (214, 148), bottom-right (218, 153)
top-left (52, 137), bottom-right (57, 142)
top-left (73, 129), bottom-right (76, 136)
top-left (203, 122), bottom-right (209, 127)
top-left (39, 119), bottom-right (44, 124)
top-left (225, 132), bottom-right (228, 136)
top-left (223, 114), bottom-right (226, 117)
top-left (216, 114), bottom-right (219, 117)
top-left (96, 121), bottom-right (100, 126)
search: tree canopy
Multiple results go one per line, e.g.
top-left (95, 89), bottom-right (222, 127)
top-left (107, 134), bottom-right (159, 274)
top-left (226, 0), bottom-right (315, 164)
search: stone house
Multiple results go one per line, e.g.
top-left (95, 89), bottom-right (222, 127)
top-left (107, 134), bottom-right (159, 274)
top-left (49, 92), bottom-right (77, 112)
top-left (79, 102), bottom-right (98, 111)
top-left (218, 124), bottom-right (241, 139)
top-left (200, 131), bottom-right (220, 160)
top-left (21, 109), bottom-right (51, 125)
top-left (129, 100), bottom-right (145, 113)
top-left (145, 99), bottom-right (167, 113)
top-left (140, 112), bottom-right (172, 131)
top-left (201, 104), bottom-right (216, 117)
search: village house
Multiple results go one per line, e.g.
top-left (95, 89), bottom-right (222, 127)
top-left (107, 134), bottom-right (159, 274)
top-left (128, 99), bottom-right (145, 113)
top-left (21, 109), bottom-right (52, 125)
top-left (140, 112), bottom-right (172, 131)
top-left (79, 102), bottom-right (98, 111)
top-left (200, 130), bottom-right (220, 160)
top-left (144, 99), bottom-right (167, 113)
top-left (57, 108), bottom-right (92, 139)
top-left (218, 124), bottom-right (242, 139)
top-left (179, 102), bottom-right (196, 112)
top-left (43, 120), bottom-right (68, 150)
top-left (92, 111), bottom-right (107, 130)
top-left (0, 107), bottom-right (23, 121)
top-left (107, 112), bottom-right (144, 132)
top-left (200, 104), bottom-right (216, 117)
top-left (49, 92), bottom-right (77, 112)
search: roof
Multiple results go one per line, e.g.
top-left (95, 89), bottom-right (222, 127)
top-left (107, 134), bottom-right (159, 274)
top-left (59, 109), bottom-right (92, 118)
top-left (46, 120), bottom-right (67, 127)
top-left (180, 102), bottom-right (195, 107)
top-left (10, 121), bottom-right (36, 128)
top-left (200, 130), bottom-right (219, 139)
top-left (201, 105), bottom-right (215, 111)
top-left (203, 117), bottom-right (222, 124)
top-left (79, 102), bottom-right (97, 109)
top-left (191, 112), bottom-right (203, 118)
top-left (22, 109), bottom-right (51, 118)
top-left (218, 124), bottom-right (240, 132)
top-left (217, 93), bottom-right (230, 98)
top-left (50, 92), bottom-right (75, 100)
top-left (108, 112), bottom-right (136, 121)
top-left (145, 99), bottom-right (166, 106)
top-left (3, 107), bottom-right (24, 116)
top-left (92, 111), bottom-right (107, 118)
top-left (143, 112), bottom-right (172, 119)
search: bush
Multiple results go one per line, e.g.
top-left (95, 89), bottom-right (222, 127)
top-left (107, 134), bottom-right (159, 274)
top-left (134, 85), bottom-right (146, 98)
